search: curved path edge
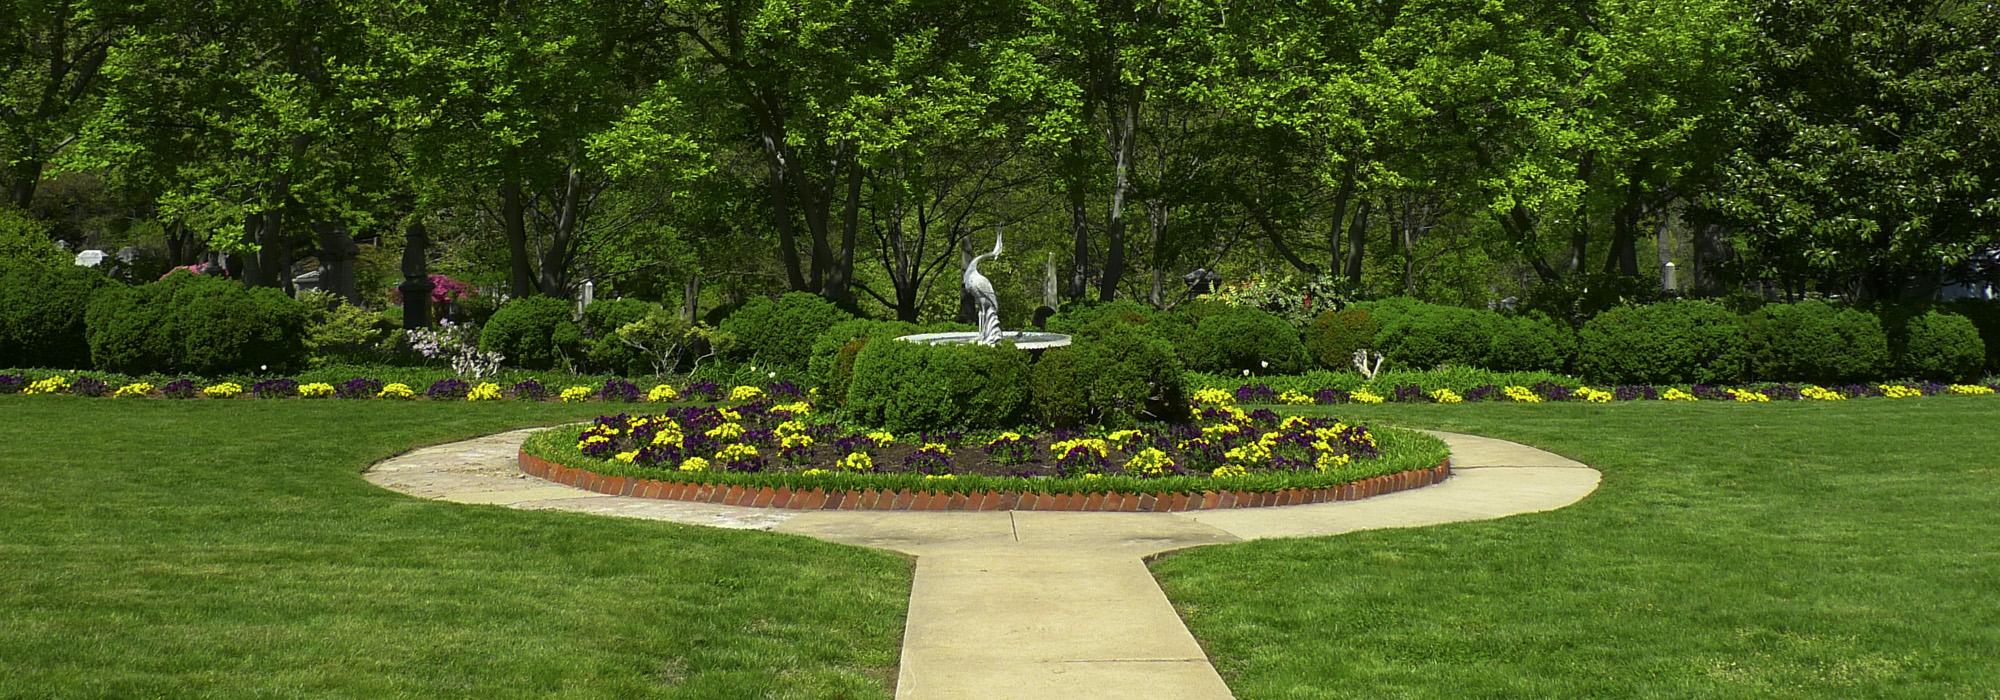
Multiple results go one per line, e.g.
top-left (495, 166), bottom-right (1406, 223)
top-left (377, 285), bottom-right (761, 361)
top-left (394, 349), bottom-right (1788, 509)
top-left (364, 428), bottom-right (1601, 700)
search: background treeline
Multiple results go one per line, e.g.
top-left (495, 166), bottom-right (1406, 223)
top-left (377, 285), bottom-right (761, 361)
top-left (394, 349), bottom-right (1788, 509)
top-left (1, 0), bottom-right (1994, 322)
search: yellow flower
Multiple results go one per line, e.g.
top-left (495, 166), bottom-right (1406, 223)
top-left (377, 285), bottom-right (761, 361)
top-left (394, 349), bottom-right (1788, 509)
top-left (1201, 423), bottom-right (1242, 438)
top-left (924, 473), bottom-right (957, 480)
top-left (1726, 388), bottom-right (1770, 403)
top-left (378, 383), bottom-right (416, 400)
top-left (775, 420), bottom-right (807, 436)
top-left (780, 433), bottom-right (815, 450)
top-left (678, 457), bottom-right (711, 473)
top-left (920, 442), bottom-right (954, 456)
top-left (559, 386), bottom-right (594, 403)
top-left (715, 443), bottom-right (761, 462)
top-left (1503, 386), bottom-right (1543, 403)
top-left (1278, 415), bottom-right (1311, 431)
top-left (1946, 384), bottom-right (1994, 396)
top-left (728, 385), bottom-right (764, 402)
top-left (297, 382), bottom-right (334, 398)
top-left (466, 382), bottom-right (503, 401)
top-left (614, 450), bottom-right (639, 463)
top-left (647, 384), bottom-right (679, 402)
top-left (1881, 384), bottom-right (1923, 399)
top-left (1277, 390), bottom-right (1312, 405)
top-left (1801, 385), bottom-right (1846, 401)
top-left (1211, 464), bottom-right (1248, 478)
top-left (1191, 388), bottom-right (1236, 406)
top-left (839, 451), bottom-right (874, 472)
top-left (1123, 448), bottom-right (1175, 477)
top-left (717, 408), bottom-right (742, 422)
top-left (706, 422), bottom-right (745, 442)
top-left (650, 425), bottom-right (686, 448)
top-left (114, 382), bottom-right (155, 398)
top-left (772, 401), bottom-right (812, 416)
top-left (800, 468), bottom-right (830, 476)
top-left (1049, 438), bottom-right (1106, 459)
top-left (1576, 386), bottom-right (1614, 403)
top-left (1351, 389), bottom-right (1385, 404)
top-left (866, 431), bottom-right (896, 448)
top-left (1429, 388), bottom-right (1463, 404)
top-left (23, 376), bottom-right (70, 395)
top-left (1662, 388), bottom-right (1698, 402)
top-left (1315, 452), bottom-right (1353, 472)
top-left (577, 434), bottom-right (613, 450)
top-left (203, 382), bottom-right (244, 399)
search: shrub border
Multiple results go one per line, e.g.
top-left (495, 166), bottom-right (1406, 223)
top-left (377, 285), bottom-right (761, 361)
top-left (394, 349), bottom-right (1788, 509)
top-left (518, 450), bottom-right (1451, 512)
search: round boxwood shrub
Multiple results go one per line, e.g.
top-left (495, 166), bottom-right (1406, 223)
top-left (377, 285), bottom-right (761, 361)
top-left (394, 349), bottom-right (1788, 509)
top-left (845, 339), bottom-right (1032, 432)
top-left (1048, 299), bottom-right (1162, 340)
top-left (1744, 301), bottom-right (1889, 383)
top-left (1942, 299), bottom-right (2000, 372)
top-left (1576, 300), bottom-right (1748, 384)
top-left (1304, 308), bottom-right (1378, 371)
top-left (0, 258), bottom-right (107, 369)
top-left (479, 296), bottom-right (583, 370)
top-left (580, 298), bottom-right (658, 375)
top-left (1177, 305), bottom-right (1308, 374)
top-left (1367, 300), bottom-right (1497, 370)
top-left (84, 270), bottom-right (308, 374)
top-left (1485, 314), bottom-right (1574, 372)
top-left (1896, 310), bottom-right (1985, 382)
top-left (1030, 333), bottom-right (1189, 428)
top-left (807, 318), bottom-right (920, 406)
top-left (719, 292), bottom-right (854, 370)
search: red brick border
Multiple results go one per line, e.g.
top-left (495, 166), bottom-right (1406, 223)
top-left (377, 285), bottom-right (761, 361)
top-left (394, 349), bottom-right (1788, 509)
top-left (519, 451), bottom-right (1451, 513)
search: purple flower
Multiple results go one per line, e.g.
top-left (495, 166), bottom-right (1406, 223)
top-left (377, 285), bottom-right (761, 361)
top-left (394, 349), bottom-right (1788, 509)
top-left (1615, 385), bottom-right (1658, 401)
top-left (1835, 383), bottom-right (1881, 398)
top-left (685, 380), bottom-right (722, 402)
top-left (600, 379), bottom-right (641, 402)
top-left (1761, 385), bottom-right (1802, 401)
top-left (1464, 385), bottom-right (1499, 402)
top-left (251, 378), bottom-right (298, 399)
top-left (1247, 408), bottom-right (1280, 425)
top-left (426, 378), bottom-right (470, 400)
top-left (70, 376), bottom-right (110, 397)
top-left (335, 378), bottom-right (382, 399)
top-left (161, 379), bottom-right (199, 399)
top-left (510, 379), bottom-right (549, 401)
top-left (0, 374), bottom-right (23, 394)
top-left (1691, 384), bottom-right (1730, 401)
top-left (1913, 381), bottom-right (1947, 396)
top-left (1051, 445), bottom-right (1106, 477)
top-left (767, 380), bottom-right (805, 399)
top-left (1532, 381), bottom-right (1572, 402)
top-left (1312, 387), bottom-right (1349, 404)
top-left (1233, 384), bottom-right (1277, 403)
top-left (1393, 384), bottom-right (1427, 403)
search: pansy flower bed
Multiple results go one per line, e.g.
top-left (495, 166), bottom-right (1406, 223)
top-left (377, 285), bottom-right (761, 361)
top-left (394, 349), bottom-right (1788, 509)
top-left (520, 392), bottom-right (1449, 499)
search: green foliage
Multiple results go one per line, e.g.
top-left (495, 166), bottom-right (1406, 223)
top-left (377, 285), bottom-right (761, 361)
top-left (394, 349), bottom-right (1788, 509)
top-left (1520, 272), bottom-right (1667, 329)
top-left (806, 318), bottom-right (920, 406)
top-left (1895, 311), bottom-right (1985, 382)
top-left (1743, 301), bottom-right (1889, 383)
top-left (719, 293), bottom-right (854, 370)
top-left (0, 257), bottom-right (107, 369)
top-left (610, 309), bottom-right (735, 376)
top-left (1359, 298), bottom-right (1498, 370)
top-left (300, 290), bottom-right (402, 367)
top-left (1177, 305), bottom-right (1308, 374)
top-left (84, 271), bottom-right (308, 374)
top-left (1576, 300), bottom-right (1748, 384)
top-left (1485, 314), bottom-right (1574, 373)
top-left (580, 298), bottom-right (659, 375)
top-left (1047, 300), bottom-right (1164, 340)
top-left (1941, 300), bottom-right (2000, 373)
top-left (1030, 333), bottom-right (1189, 429)
top-left (0, 208), bottom-right (63, 265)
top-left (844, 340), bottom-right (1031, 432)
top-left (1304, 308), bottom-right (1379, 371)
top-left (478, 297), bottom-right (583, 371)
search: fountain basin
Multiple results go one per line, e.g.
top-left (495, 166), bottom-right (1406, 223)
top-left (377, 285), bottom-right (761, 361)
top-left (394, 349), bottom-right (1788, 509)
top-left (897, 331), bottom-right (1073, 350)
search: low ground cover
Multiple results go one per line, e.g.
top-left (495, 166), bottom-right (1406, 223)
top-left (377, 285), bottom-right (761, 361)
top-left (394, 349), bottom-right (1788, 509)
top-left (0, 397), bottom-right (910, 698)
top-left (1152, 398), bottom-right (2000, 697)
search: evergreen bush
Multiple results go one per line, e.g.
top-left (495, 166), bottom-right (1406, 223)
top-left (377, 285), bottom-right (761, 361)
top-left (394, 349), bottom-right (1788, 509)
top-left (1576, 300), bottom-right (1749, 384)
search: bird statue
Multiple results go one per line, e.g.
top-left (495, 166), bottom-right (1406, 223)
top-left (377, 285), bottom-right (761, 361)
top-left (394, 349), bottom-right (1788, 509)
top-left (963, 231), bottom-right (1005, 345)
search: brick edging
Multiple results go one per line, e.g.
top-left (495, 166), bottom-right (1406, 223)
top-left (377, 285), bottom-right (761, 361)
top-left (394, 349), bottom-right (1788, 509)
top-left (518, 451), bottom-right (1451, 512)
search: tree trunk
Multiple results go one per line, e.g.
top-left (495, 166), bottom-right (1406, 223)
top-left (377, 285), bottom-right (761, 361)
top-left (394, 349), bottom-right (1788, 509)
top-left (1147, 202), bottom-right (1167, 307)
top-left (1100, 98), bottom-right (1137, 302)
top-left (1326, 163), bottom-right (1357, 274)
top-left (681, 275), bottom-right (700, 322)
top-left (399, 219), bottom-right (433, 329)
top-left (538, 162), bottom-right (584, 297)
top-left (758, 130), bottom-right (809, 291)
top-left (1566, 151), bottom-right (1596, 273)
top-left (1344, 198), bottom-right (1371, 286)
top-left (8, 159), bottom-right (42, 210)
top-left (1692, 222), bottom-right (1726, 295)
top-left (499, 174), bottom-right (535, 298)
top-left (822, 159), bottom-right (862, 306)
top-left (1067, 166), bottom-right (1092, 302)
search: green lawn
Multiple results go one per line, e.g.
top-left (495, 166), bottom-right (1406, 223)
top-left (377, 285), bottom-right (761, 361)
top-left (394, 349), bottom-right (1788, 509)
top-left (1152, 399), bottom-right (2000, 698)
top-left (0, 397), bottom-right (911, 699)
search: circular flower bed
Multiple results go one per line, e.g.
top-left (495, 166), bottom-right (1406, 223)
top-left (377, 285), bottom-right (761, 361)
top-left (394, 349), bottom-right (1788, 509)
top-left (518, 393), bottom-right (1450, 504)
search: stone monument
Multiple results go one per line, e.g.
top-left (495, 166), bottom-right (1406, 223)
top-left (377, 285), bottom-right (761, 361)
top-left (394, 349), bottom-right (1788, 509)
top-left (899, 231), bottom-right (1071, 350)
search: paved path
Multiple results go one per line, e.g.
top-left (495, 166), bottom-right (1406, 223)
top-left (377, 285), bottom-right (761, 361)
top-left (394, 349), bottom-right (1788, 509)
top-left (365, 429), bottom-right (1600, 699)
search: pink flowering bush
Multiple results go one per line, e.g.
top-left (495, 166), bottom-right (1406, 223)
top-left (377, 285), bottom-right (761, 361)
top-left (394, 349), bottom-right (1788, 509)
top-left (390, 274), bottom-right (475, 305)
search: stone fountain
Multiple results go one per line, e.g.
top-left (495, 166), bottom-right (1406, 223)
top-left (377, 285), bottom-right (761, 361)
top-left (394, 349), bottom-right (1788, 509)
top-left (898, 231), bottom-right (1072, 350)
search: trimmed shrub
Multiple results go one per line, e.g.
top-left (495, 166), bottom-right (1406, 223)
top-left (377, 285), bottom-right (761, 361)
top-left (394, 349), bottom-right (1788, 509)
top-left (84, 271), bottom-right (309, 374)
top-left (1744, 301), bottom-right (1889, 383)
top-left (1304, 308), bottom-right (1378, 371)
top-left (1576, 300), bottom-right (1749, 384)
top-left (1030, 332), bottom-right (1189, 428)
top-left (1942, 299), bottom-right (2000, 372)
top-left (1896, 311), bottom-right (1985, 382)
top-left (845, 339), bottom-right (1031, 432)
top-left (479, 296), bottom-right (583, 370)
top-left (1366, 299), bottom-right (1498, 370)
top-left (807, 318), bottom-right (920, 405)
top-left (581, 298), bottom-right (659, 375)
top-left (1485, 314), bottom-right (1573, 373)
top-left (1048, 299), bottom-right (1162, 340)
top-left (719, 292), bottom-right (854, 370)
top-left (1177, 305), bottom-right (1308, 374)
top-left (0, 258), bottom-right (107, 369)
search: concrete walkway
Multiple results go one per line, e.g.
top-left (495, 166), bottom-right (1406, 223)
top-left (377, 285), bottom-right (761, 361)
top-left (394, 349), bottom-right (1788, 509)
top-left (365, 429), bottom-right (1600, 699)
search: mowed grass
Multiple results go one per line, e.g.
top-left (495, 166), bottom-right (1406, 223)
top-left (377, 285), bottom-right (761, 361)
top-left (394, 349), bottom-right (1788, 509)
top-left (0, 397), bottom-right (911, 699)
top-left (1152, 398), bottom-right (2000, 698)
